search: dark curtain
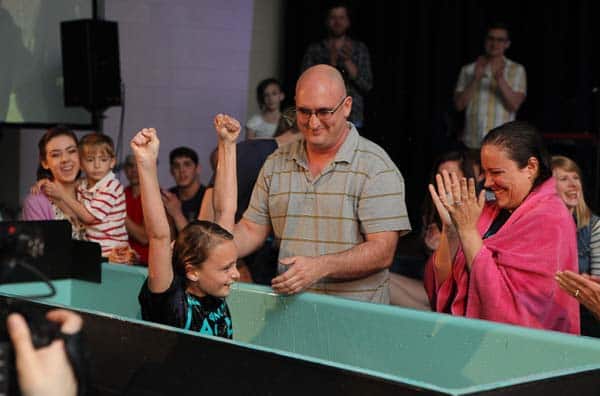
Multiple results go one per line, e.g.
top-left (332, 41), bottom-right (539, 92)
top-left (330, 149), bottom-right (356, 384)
top-left (283, 0), bottom-right (600, 225)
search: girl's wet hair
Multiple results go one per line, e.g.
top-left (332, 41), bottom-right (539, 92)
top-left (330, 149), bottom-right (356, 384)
top-left (172, 220), bottom-right (234, 277)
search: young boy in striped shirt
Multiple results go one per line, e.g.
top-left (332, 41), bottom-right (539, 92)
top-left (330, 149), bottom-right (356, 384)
top-left (75, 133), bottom-right (130, 261)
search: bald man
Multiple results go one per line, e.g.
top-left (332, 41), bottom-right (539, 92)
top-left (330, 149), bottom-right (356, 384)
top-left (215, 65), bottom-right (411, 303)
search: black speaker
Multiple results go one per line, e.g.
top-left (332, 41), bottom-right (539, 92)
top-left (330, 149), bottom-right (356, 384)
top-left (60, 19), bottom-right (122, 111)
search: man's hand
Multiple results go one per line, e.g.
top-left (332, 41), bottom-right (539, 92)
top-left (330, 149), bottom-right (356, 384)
top-left (130, 128), bottom-right (159, 166)
top-left (491, 58), bottom-right (506, 81)
top-left (271, 256), bottom-right (327, 295)
top-left (160, 189), bottom-right (183, 218)
top-left (339, 40), bottom-right (353, 61)
top-left (328, 40), bottom-right (339, 66)
top-left (474, 56), bottom-right (487, 81)
top-left (7, 309), bottom-right (82, 396)
top-left (339, 40), bottom-right (358, 80)
top-left (214, 114), bottom-right (241, 143)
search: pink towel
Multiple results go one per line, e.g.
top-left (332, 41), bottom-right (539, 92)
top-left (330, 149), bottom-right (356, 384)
top-left (425, 178), bottom-right (580, 334)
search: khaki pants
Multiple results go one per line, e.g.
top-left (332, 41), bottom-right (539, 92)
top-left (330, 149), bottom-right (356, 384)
top-left (308, 273), bottom-right (391, 304)
top-left (389, 273), bottom-right (431, 311)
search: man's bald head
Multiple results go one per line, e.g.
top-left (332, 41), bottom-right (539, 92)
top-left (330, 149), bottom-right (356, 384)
top-left (296, 64), bottom-right (347, 98)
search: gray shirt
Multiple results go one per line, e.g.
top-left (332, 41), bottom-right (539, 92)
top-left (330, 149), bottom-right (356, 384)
top-left (244, 124), bottom-right (411, 302)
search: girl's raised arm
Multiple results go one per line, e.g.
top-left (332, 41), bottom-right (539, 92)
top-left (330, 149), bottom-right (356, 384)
top-left (131, 128), bottom-right (173, 292)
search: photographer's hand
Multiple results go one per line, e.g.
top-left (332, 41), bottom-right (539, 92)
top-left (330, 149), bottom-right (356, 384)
top-left (7, 309), bottom-right (82, 396)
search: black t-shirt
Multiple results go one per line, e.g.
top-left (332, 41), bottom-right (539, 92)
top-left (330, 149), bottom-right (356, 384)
top-left (138, 275), bottom-right (233, 339)
top-left (169, 184), bottom-right (206, 223)
top-left (482, 209), bottom-right (512, 240)
top-left (209, 139), bottom-right (278, 222)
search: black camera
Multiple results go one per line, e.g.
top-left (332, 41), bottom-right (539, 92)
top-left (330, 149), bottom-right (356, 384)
top-left (0, 300), bottom-right (61, 395)
top-left (0, 221), bottom-right (90, 395)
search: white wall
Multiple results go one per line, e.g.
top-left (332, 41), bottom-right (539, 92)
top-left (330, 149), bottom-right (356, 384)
top-left (103, 0), bottom-right (254, 187)
top-left (18, 0), bottom-right (283, 207)
top-left (246, 0), bottom-right (284, 122)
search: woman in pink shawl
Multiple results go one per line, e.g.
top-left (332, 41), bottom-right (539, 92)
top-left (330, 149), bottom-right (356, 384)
top-left (425, 121), bottom-right (579, 334)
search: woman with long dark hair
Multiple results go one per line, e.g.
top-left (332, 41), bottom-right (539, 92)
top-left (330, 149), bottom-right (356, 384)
top-left (21, 126), bottom-right (85, 239)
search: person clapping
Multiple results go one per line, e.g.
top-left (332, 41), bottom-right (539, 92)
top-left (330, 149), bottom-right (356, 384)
top-left (426, 121), bottom-right (579, 333)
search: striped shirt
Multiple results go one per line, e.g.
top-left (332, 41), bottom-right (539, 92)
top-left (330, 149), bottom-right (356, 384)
top-left (77, 171), bottom-right (128, 256)
top-left (456, 57), bottom-right (527, 149)
top-left (588, 216), bottom-right (600, 276)
top-left (244, 124), bottom-right (411, 302)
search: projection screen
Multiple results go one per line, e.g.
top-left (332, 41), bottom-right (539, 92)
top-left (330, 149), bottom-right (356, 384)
top-left (0, 0), bottom-right (93, 127)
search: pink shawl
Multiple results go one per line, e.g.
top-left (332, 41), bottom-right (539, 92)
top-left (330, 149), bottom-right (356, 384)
top-left (21, 193), bottom-right (55, 220)
top-left (425, 178), bottom-right (580, 334)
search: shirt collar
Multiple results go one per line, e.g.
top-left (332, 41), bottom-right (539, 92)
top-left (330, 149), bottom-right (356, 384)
top-left (291, 122), bottom-right (359, 169)
top-left (81, 171), bottom-right (115, 193)
top-left (334, 123), bottom-right (359, 164)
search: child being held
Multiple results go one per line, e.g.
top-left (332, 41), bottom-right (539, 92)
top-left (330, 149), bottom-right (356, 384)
top-left (40, 133), bottom-right (130, 262)
top-left (132, 117), bottom-right (240, 338)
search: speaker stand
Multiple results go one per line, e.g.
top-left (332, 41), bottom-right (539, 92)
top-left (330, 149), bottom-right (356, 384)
top-left (593, 88), bottom-right (600, 212)
top-left (594, 131), bottom-right (600, 211)
top-left (88, 108), bottom-right (106, 133)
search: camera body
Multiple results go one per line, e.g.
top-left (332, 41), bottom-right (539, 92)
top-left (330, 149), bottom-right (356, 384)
top-left (0, 221), bottom-right (92, 395)
top-left (0, 300), bottom-right (60, 395)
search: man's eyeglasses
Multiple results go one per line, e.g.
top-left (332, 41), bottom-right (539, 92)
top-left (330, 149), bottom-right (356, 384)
top-left (486, 35), bottom-right (508, 43)
top-left (295, 96), bottom-right (347, 122)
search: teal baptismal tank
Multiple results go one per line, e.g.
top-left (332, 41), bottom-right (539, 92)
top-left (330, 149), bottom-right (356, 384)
top-left (1, 263), bottom-right (600, 395)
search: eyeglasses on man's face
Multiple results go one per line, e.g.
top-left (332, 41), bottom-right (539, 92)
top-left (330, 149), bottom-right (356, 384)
top-left (486, 35), bottom-right (508, 43)
top-left (295, 96), bottom-right (347, 122)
